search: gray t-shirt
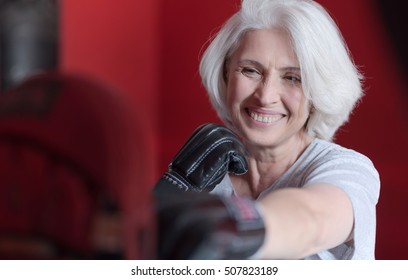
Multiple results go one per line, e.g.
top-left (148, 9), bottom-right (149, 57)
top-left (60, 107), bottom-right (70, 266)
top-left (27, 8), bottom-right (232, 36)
top-left (210, 138), bottom-right (380, 260)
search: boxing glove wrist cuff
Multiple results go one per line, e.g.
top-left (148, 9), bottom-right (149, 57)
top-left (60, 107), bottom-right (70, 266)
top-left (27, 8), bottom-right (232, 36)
top-left (246, 203), bottom-right (265, 260)
top-left (220, 196), bottom-right (265, 259)
top-left (162, 170), bottom-right (219, 193)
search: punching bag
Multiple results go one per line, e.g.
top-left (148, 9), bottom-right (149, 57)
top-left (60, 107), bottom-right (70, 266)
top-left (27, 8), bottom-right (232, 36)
top-left (0, 0), bottom-right (58, 92)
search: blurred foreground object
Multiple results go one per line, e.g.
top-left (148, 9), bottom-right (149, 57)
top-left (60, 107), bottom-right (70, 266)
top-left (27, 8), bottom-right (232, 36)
top-left (0, 72), bottom-right (155, 259)
top-left (156, 191), bottom-right (265, 260)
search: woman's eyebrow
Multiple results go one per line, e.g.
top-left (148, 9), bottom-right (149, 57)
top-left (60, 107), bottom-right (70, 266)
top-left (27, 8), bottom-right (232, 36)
top-left (237, 59), bottom-right (264, 68)
top-left (279, 66), bottom-right (301, 72)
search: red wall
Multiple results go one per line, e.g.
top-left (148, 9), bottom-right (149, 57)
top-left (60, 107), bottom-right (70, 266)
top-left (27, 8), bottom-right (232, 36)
top-left (61, 0), bottom-right (408, 259)
top-left (158, 0), bottom-right (239, 173)
top-left (61, 0), bottom-right (160, 189)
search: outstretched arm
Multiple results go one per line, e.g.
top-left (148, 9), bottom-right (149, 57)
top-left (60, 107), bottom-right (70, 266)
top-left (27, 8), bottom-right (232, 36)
top-left (255, 183), bottom-right (354, 259)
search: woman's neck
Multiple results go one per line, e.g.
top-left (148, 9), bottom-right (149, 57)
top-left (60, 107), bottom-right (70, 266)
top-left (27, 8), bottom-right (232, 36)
top-left (232, 134), bottom-right (314, 199)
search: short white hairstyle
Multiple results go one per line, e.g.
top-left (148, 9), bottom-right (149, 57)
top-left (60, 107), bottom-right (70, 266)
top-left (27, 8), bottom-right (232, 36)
top-left (199, 0), bottom-right (363, 141)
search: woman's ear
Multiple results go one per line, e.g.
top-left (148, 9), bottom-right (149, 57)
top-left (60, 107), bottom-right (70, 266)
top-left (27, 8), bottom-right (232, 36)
top-left (303, 103), bottom-right (314, 129)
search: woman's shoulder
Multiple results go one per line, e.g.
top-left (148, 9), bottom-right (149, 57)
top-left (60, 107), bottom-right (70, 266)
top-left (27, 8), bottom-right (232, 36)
top-left (309, 138), bottom-right (374, 165)
top-left (303, 138), bottom-right (380, 185)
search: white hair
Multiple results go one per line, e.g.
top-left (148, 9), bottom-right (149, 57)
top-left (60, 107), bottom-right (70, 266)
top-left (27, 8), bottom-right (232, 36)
top-left (199, 0), bottom-right (363, 141)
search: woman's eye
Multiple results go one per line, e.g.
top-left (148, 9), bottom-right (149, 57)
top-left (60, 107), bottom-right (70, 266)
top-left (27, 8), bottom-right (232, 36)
top-left (284, 75), bottom-right (301, 84)
top-left (240, 67), bottom-right (262, 79)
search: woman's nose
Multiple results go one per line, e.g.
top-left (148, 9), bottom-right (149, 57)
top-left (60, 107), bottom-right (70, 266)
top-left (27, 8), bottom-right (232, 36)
top-left (253, 78), bottom-right (280, 105)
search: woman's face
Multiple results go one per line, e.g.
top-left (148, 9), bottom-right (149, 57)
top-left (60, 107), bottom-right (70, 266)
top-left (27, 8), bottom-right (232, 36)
top-left (225, 28), bottom-right (311, 149)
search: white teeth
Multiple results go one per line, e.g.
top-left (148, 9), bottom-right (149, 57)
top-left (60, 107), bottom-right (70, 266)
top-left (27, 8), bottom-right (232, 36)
top-left (250, 112), bottom-right (281, 123)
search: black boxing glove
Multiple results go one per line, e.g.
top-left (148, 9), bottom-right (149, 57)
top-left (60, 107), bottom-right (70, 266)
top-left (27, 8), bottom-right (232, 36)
top-left (156, 191), bottom-right (265, 259)
top-left (154, 123), bottom-right (248, 193)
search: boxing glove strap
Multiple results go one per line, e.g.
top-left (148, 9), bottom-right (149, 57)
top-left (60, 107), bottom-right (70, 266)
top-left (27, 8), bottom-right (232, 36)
top-left (220, 195), bottom-right (265, 259)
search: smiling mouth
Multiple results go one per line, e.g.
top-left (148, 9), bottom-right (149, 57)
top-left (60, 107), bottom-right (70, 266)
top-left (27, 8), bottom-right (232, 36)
top-left (248, 110), bottom-right (284, 124)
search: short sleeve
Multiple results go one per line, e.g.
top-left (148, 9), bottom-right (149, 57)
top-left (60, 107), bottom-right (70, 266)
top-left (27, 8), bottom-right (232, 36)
top-left (304, 148), bottom-right (380, 259)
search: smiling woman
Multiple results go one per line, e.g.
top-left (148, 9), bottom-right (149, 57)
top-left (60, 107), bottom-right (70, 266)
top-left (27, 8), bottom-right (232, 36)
top-left (224, 28), bottom-right (310, 152)
top-left (200, 0), bottom-right (363, 142)
top-left (154, 0), bottom-right (380, 260)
